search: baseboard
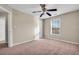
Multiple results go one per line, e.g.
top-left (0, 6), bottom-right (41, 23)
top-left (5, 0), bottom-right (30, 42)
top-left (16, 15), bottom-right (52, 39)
top-left (13, 37), bottom-right (79, 47)
top-left (13, 39), bottom-right (34, 46)
top-left (45, 37), bottom-right (79, 44)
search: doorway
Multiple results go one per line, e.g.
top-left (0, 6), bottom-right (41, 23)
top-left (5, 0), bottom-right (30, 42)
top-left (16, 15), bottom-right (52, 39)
top-left (0, 12), bottom-right (8, 48)
top-left (0, 6), bottom-right (13, 48)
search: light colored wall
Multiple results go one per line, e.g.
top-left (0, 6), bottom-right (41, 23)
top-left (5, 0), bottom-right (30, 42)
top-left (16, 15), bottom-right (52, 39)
top-left (0, 5), bottom-right (38, 46)
top-left (34, 16), bottom-right (40, 40)
top-left (34, 17), bottom-right (43, 39)
top-left (44, 10), bottom-right (79, 43)
top-left (12, 9), bottom-right (35, 45)
top-left (39, 19), bottom-right (43, 38)
top-left (0, 12), bottom-right (8, 43)
top-left (0, 16), bottom-right (5, 41)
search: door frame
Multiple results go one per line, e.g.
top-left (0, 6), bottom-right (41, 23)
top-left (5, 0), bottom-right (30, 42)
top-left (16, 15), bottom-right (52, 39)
top-left (0, 6), bottom-right (13, 47)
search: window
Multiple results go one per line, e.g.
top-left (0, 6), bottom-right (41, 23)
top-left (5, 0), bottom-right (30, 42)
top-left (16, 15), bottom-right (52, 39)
top-left (51, 17), bottom-right (61, 35)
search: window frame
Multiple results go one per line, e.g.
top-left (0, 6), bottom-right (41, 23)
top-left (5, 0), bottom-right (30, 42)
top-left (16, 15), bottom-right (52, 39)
top-left (50, 16), bottom-right (62, 36)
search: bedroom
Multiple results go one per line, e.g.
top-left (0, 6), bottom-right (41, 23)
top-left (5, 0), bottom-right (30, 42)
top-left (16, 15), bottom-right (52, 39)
top-left (0, 4), bottom-right (79, 55)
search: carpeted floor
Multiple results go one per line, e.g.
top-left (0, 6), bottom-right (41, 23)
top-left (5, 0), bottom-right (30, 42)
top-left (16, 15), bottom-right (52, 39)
top-left (0, 39), bottom-right (79, 55)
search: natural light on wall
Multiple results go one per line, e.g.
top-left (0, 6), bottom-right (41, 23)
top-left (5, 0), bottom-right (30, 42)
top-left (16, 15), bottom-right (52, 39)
top-left (34, 16), bottom-right (40, 40)
top-left (0, 16), bottom-right (5, 41)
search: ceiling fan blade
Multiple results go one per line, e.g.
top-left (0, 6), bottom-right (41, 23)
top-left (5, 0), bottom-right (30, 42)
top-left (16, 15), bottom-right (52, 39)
top-left (32, 11), bottom-right (42, 13)
top-left (40, 13), bottom-right (44, 17)
top-left (47, 9), bottom-right (57, 11)
top-left (46, 12), bottom-right (52, 16)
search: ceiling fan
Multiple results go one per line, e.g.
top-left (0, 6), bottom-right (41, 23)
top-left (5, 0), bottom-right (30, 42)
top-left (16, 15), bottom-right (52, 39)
top-left (32, 4), bottom-right (57, 17)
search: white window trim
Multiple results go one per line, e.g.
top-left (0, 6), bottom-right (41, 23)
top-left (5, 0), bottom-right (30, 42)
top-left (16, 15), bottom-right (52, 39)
top-left (50, 16), bottom-right (62, 36)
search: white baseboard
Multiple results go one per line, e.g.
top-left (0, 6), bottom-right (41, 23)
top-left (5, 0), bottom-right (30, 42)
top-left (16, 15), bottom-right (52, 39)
top-left (13, 37), bottom-right (79, 47)
top-left (13, 39), bottom-right (34, 46)
top-left (45, 37), bottom-right (79, 44)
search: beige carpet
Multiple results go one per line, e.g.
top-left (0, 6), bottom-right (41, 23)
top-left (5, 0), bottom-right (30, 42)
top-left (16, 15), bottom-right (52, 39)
top-left (0, 39), bottom-right (79, 55)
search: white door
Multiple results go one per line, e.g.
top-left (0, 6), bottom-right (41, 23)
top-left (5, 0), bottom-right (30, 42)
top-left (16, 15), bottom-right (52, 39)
top-left (0, 16), bottom-right (5, 42)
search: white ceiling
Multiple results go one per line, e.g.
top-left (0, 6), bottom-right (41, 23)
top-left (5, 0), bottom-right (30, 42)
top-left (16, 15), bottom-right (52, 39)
top-left (8, 4), bottom-right (79, 19)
